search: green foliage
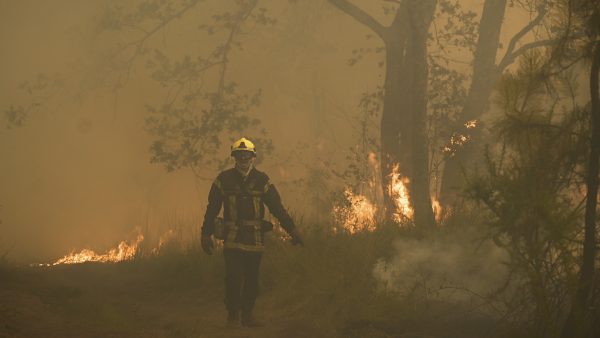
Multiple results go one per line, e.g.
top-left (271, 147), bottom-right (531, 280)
top-left (3, 73), bottom-right (62, 129)
top-left (4, 106), bottom-right (27, 129)
top-left (145, 80), bottom-right (268, 172)
top-left (467, 50), bottom-right (590, 336)
top-left (98, 0), bottom-right (196, 31)
top-left (96, 0), bottom-right (278, 175)
top-left (337, 87), bottom-right (382, 185)
top-left (427, 57), bottom-right (470, 171)
top-left (345, 0), bottom-right (476, 189)
top-left (4, 0), bottom-right (277, 177)
top-left (426, 0), bottom-right (478, 176)
top-left (434, 0), bottom-right (478, 51)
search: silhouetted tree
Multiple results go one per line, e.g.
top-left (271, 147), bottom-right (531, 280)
top-left (440, 0), bottom-right (563, 209)
top-left (560, 0), bottom-right (600, 336)
top-left (330, 0), bottom-right (437, 228)
top-left (329, 0), bottom-right (555, 228)
top-left (469, 49), bottom-right (590, 335)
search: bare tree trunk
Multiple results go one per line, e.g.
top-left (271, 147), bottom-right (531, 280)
top-left (439, 0), bottom-right (506, 207)
top-left (379, 0), bottom-right (436, 228)
top-left (403, 0), bottom-right (437, 229)
top-left (329, 0), bottom-right (436, 228)
top-left (561, 40), bottom-right (600, 338)
top-left (381, 12), bottom-right (408, 222)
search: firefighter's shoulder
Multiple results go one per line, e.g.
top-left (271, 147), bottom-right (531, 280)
top-left (251, 168), bottom-right (270, 183)
top-left (213, 168), bottom-right (237, 187)
top-left (217, 168), bottom-right (238, 180)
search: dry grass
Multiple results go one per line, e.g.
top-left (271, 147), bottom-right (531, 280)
top-left (0, 222), bottom-right (520, 338)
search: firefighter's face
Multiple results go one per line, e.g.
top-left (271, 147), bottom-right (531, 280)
top-left (233, 151), bottom-right (255, 170)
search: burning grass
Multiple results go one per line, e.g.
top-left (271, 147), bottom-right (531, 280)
top-left (44, 234), bottom-right (145, 266)
top-left (2, 211), bottom-right (521, 338)
top-left (332, 188), bottom-right (378, 234)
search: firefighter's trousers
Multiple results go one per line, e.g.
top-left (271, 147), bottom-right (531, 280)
top-left (223, 249), bottom-right (262, 315)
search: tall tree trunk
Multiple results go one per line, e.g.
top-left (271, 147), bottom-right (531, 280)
top-left (382, 0), bottom-right (436, 228)
top-left (439, 0), bottom-right (506, 207)
top-left (329, 0), bottom-right (437, 228)
top-left (381, 11), bottom-right (408, 222)
top-left (560, 40), bottom-right (600, 338)
top-left (328, 0), bottom-right (402, 222)
top-left (402, 0), bottom-right (437, 229)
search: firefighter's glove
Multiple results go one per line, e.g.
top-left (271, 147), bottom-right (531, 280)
top-left (290, 229), bottom-right (304, 247)
top-left (201, 235), bottom-right (214, 255)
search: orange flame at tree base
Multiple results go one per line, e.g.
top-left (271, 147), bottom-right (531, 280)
top-left (389, 164), bottom-right (413, 222)
top-left (333, 160), bottom-right (445, 231)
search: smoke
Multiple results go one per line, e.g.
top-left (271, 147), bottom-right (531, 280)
top-left (0, 0), bottom-right (379, 262)
top-left (0, 0), bottom-right (546, 264)
top-left (373, 233), bottom-right (509, 304)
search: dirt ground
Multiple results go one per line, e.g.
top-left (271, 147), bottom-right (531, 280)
top-left (0, 261), bottom-right (333, 338)
top-left (0, 232), bottom-right (509, 338)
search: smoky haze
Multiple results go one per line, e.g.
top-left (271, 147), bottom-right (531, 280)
top-left (1, 0), bottom-right (531, 263)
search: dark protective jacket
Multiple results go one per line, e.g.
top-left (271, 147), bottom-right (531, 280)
top-left (201, 167), bottom-right (295, 252)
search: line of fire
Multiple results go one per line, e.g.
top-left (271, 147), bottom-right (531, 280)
top-left (39, 153), bottom-right (442, 266)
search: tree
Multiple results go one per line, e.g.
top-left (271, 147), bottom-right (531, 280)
top-left (329, 0), bottom-right (438, 228)
top-left (102, 0), bottom-right (276, 178)
top-left (469, 50), bottom-right (590, 335)
top-left (463, 1), bottom-right (600, 333)
top-left (560, 0), bottom-right (600, 335)
top-left (439, 0), bottom-right (559, 209)
top-left (328, 0), bottom-right (554, 227)
top-left (438, 0), bottom-right (507, 206)
top-left (3, 0), bottom-right (276, 182)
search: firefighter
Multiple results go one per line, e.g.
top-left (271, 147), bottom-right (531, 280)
top-left (200, 137), bottom-right (303, 328)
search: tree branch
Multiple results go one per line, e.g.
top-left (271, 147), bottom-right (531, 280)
top-left (328, 0), bottom-right (387, 40)
top-left (498, 38), bottom-right (560, 69)
top-left (216, 0), bottom-right (258, 95)
top-left (110, 0), bottom-right (202, 90)
top-left (498, 0), bottom-right (548, 70)
top-left (129, 0), bottom-right (202, 51)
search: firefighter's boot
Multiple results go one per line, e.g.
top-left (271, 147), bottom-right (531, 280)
top-left (241, 311), bottom-right (263, 327)
top-left (226, 310), bottom-right (240, 328)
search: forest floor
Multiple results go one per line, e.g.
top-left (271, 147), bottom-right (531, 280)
top-left (0, 229), bottom-right (508, 338)
top-left (0, 261), bottom-right (333, 338)
top-left (0, 246), bottom-right (356, 338)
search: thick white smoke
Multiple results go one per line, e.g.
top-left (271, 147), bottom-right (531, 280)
top-left (373, 234), bottom-right (510, 305)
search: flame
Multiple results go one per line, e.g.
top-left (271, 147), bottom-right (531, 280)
top-left (151, 229), bottom-right (176, 255)
top-left (333, 161), bottom-right (444, 229)
top-left (451, 134), bottom-right (470, 146)
top-left (431, 198), bottom-right (443, 222)
top-left (443, 120), bottom-right (478, 156)
top-left (389, 164), bottom-right (413, 222)
top-left (333, 188), bottom-right (377, 234)
top-left (465, 119), bottom-right (478, 129)
top-left (49, 234), bottom-right (144, 266)
top-left (367, 152), bottom-right (379, 168)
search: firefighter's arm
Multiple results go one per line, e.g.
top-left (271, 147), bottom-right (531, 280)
top-left (263, 183), bottom-right (303, 246)
top-left (201, 179), bottom-right (224, 254)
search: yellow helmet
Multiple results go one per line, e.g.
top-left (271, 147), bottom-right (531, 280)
top-left (231, 137), bottom-right (256, 156)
